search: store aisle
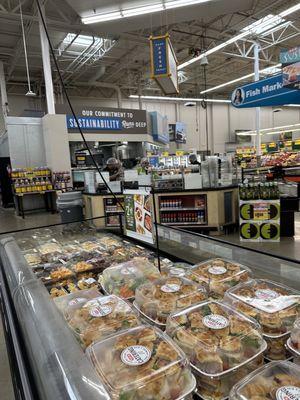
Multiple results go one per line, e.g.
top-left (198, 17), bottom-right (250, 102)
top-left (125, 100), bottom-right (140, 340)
top-left (0, 316), bottom-right (15, 400)
top-left (0, 207), bottom-right (61, 235)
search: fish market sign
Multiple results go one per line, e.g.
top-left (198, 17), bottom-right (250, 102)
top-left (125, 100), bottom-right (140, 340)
top-left (231, 74), bottom-right (300, 108)
top-left (56, 105), bottom-right (147, 135)
top-left (280, 46), bottom-right (300, 65)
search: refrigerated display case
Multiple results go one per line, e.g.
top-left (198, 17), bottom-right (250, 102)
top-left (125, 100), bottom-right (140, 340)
top-left (1, 217), bottom-right (300, 400)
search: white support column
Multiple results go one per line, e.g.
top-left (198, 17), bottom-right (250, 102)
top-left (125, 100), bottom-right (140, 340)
top-left (0, 61), bottom-right (8, 117)
top-left (38, 5), bottom-right (55, 114)
top-left (254, 43), bottom-right (261, 156)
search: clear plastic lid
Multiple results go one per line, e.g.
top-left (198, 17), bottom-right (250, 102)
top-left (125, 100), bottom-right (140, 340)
top-left (100, 258), bottom-right (161, 300)
top-left (95, 235), bottom-right (123, 250)
top-left (65, 295), bottom-right (141, 349)
top-left (78, 240), bottom-right (105, 253)
top-left (161, 262), bottom-right (192, 278)
top-left (135, 276), bottom-right (207, 325)
top-left (289, 318), bottom-right (300, 355)
top-left (86, 325), bottom-right (196, 400)
top-left (166, 301), bottom-right (266, 376)
top-left (229, 361), bottom-right (300, 400)
top-left (23, 250), bottom-right (42, 266)
top-left (68, 256), bottom-right (109, 274)
top-left (37, 262), bottom-right (75, 283)
top-left (224, 279), bottom-right (300, 337)
top-left (76, 271), bottom-right (100, 291)
top-left (189, 258), bottom-right (252, 299)
top-left (37, 240), bottom-right (63, 255)
top-left (54, 288), bottom-right (101, 312)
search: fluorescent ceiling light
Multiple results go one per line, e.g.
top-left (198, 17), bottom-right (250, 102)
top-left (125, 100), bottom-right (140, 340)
top-left (123, 3), bottom-right (163, 17)
top-left (236, 123), bottom-right (300, 136)
top-left (129, 95), bottom-right (231, 103)
top-left (200, 63), bottom-right (281, 94)
top-left (178, 3), bottom-right (300, 70)
top-left (82, 0), bottom-right (214, 24)
top-left (63, 33), bottom-right (102, 47)
top-left (241, 14), bottom-right (284, 35)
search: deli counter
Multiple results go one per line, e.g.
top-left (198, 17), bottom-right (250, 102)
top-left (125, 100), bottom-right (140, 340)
top-left (1, 219), bottom-right (300, 400)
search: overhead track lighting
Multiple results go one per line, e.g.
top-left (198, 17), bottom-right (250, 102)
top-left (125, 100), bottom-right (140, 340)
top-left (178, 2), bottom-right (300, 70)
top-left (82, 0), bottom-right (213, 24)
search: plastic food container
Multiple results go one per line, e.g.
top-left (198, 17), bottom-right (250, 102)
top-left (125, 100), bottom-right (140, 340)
top-left (100, 258), bottom-right (161, 300)
top-left (161, 262), bottom-right (192, 278)
top-left (23, 250), bottom-right (42, 266)
top-left (229, 360), bottom-right (300, 400)
top-left (96, 235), bottom-right (123, 250)
top-left (76, 272), bottom-right (100, 290)
top-left (166, 301), bottom-right (266, 400)
top-left (287, 318), bottom-right (300, 361)
top-left (65, 295), bottom-right (141, 349)
top-left (134, 276), bottom-right (207, 327)
top-left (225, 279), bottom-right (300, 360)
top-left (37, 262), bottom-right (75, 283)
top-left (37, 240), bottom-right (63, 256)
top-left (86, 325), bottom-right (196, 400)
top-left (54, 288), bottom-right (101, 312)
top-left (189, 258), bottom-right (251, 299)
top-left (68, 256), bottom-right (108, 274)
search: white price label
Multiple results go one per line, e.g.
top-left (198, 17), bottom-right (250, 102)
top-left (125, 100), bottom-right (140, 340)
top-left (161, 284), bottom-right (180, 293)
top-left (276, 386), bottom-right (300, 400)
top-left (203, 314), bottom-right (229, 330)
top-left (121, 345), bottom-right (151, 366)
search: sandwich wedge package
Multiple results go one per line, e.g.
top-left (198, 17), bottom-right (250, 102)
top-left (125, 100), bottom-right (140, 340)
top-left (225, 279), bottom-right (300, 360)
top-left (64, 294), bottom-right (141, 349)
top-left (53, 288), bottom-right (101, 312)
top-left (166, 301), bottom-right (266, 400)
top-left (189, 258), bottom-right (251, 299)
top-left (229, 360), bottom-right (300, 400)
top-left (86, 325), bottom-right (196, 400)
top-left (134, 276), bottom-right (207, 327)
top-left (100, 258), bottom-right (161, 300)
top-left (287, 318), bottom-right (300, 359)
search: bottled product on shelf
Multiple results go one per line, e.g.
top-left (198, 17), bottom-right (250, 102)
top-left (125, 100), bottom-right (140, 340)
top-left (53, 171), bottom-right (71, 190)
top-left (161, 210), bottom-right (205, 224)
top-left (239, 181), bottom-right (280, 200)
top-left (12, 167), bottom-right (53, 194)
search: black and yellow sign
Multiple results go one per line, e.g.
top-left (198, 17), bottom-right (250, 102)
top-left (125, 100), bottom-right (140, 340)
top-left (240, 222), bottom-right (260, 240)
top-left (260, 223), bottom-right (280, 240)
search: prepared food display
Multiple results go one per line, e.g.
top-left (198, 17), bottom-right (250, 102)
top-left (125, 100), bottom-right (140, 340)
top-left (69, 256), bottom-right (108, 274)
top-left (86, 325), bottom-right (196, 400)
top-left (77, 272), bottom-right (100, 290)
top-left (49, 286), bottom-right (68, 298)
top-left (189, 258), bottom-right (251, 299)
top-left (23, 251), bottom-right (42, 266)
top-left (37, 240), bottom-right (63, 256)
top-left (65, 295), bottom-right (140, 349)
top-left (54, 288), bottom-right (101, 312)
top-left (96, 235), bottom-right (123, 250)
top-left (100, 258), bottom-right (161, 300)
top-left (225, 279), bottom-right (300, 360)
top-left (37, 263), bottom-right (75, 283)
top-left (134, 276), bottom-right (207, 326)
top-left (161, 262), bottom-right (192, 278)
top-left (229, 360), bottom-right (300, 400)
top-left (78, 240), bottom-right (104, 252)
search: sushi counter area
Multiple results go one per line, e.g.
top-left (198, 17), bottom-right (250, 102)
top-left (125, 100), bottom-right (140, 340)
top-left (1, 224), bottom-right (300, 400)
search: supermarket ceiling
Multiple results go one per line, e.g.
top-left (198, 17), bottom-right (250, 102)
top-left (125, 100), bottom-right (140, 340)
top-left (0, 0), bottom-right (300, 101)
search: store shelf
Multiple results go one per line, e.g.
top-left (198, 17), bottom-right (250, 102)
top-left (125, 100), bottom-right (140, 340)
top-left (105, 210), bottom-right (124, 213)
top-left (162, 222), bottom-right (207, 226)
top-left (160, 207), bottom-right (205, 211)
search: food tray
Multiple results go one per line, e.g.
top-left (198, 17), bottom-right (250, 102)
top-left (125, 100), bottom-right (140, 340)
top-left (161, 262), bottom-right (192, 278)
top-left (189, 258), bottom-right (251, 299)
top-left (53, 288), bottom-right (101, 311)
top-left (23, 250), bottom-right (42, 267)
top-left (65, 295), bottom-right (141, 349)
top-left (86, 325), bottom-right (196, 400)
top-left (134, 276), bottom-right (207, 325)
top-left (166, 301), bottom-right (266, 375)
top-left (76, 272), bottom-right (100, 290)
top-left (100, 258), bottom-right (161, 300)
top-left (37, 240), bottom-right (63, 256)
top-left (68, 256), bottom-right (108, 274)
top-left (37, 262), bottom-right (75, 283)
top-left (229, 360), bottom-right (300, 400)
top-left (290, 317), bottom-right (300, 354)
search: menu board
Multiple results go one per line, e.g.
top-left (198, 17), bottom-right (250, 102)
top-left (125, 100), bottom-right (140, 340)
top-left (124, 189), bottom-right (154, 244)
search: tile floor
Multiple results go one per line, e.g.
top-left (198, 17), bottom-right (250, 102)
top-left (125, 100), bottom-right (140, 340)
top-left (0, 206), bottom-right (299, 399)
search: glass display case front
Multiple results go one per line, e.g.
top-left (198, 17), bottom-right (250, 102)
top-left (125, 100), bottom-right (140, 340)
top-left (0, 216), bottom-right (300, 400)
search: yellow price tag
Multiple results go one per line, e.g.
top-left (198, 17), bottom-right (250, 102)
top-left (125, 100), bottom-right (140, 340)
top-left (162, 152), bottom-right (169, 157)
top-left (176, 151), bottom-right (185, 156)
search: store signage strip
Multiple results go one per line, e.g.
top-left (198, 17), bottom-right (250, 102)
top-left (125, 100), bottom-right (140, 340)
top-left (67, 116), bottom-right (122, 131)
top-left (231, 74), bottom-right (300, 108)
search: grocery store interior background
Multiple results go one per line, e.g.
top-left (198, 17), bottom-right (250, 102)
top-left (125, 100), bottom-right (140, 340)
top-left (1, 0), bottom-right (300, 399)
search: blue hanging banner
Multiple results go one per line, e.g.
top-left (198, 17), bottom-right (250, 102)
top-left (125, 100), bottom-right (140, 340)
top-left (151, 36), bottom-right (168, 76)
top-left (231, 74), bottom-right (300, 108)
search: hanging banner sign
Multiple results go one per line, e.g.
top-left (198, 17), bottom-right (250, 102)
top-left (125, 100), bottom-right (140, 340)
top-left (282, 60), bottom-right (300, 89)
top-left (231, 74), bottom-right (300, 108)
top-left (150, 34), bottom-right (179, 95)
top-left (280, 46), bottom-right (300, 66)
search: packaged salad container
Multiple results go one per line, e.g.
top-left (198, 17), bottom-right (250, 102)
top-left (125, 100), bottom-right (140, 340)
top-left (189, 258), bottom-right (251, 299)
top-left (166, 301), bottom-right (266, 400)
top-left (161, 262), bottom-right (192, 278)
top-left (65, 295), bottom-right (141, 349)
top-left (229, 360), bottom-right (300, 400)
top-left (100, 258), bottom-right (161, 300)
top-left (86, 325), bottom-right (196, 400)
top-left (225, 279), bottom-right (300, 360)
top-left (134, 276), bottom-right (207, 327)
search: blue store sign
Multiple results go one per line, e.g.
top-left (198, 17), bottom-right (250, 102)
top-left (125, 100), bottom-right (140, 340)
top-left (151, 36), bottom-right (168, 76)
top-left (67, 116), bottom-right (122, 131)
top-left (231, 74), bottom-right (300, 108)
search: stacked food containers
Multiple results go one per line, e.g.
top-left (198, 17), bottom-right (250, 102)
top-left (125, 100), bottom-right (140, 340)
top-left (188, 258), bottom-right (252, 299)
top-left (161, 262), bottom-right (192, 278)
top-left (287, 318), bottom-right (300, 362)
top-left (166, 301), bottom-right (267, 400)
top-left (134, 276), bottom-right (207, 328)
top-left (229, 361), bottom-right (300, 400)
top-left (86, 325), bottom-right (196, 400)
top-left (225, 279), bottom-right (300, 360)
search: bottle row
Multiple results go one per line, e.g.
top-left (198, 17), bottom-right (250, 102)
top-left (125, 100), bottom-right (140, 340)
top-left (161, 210), bottom-right (206, 224)
top-left (239, 182), bottom-right (280, 200)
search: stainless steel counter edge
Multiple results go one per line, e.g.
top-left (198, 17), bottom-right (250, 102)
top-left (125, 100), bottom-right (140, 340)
top-left (0, 237), bottom-right (111, 400)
